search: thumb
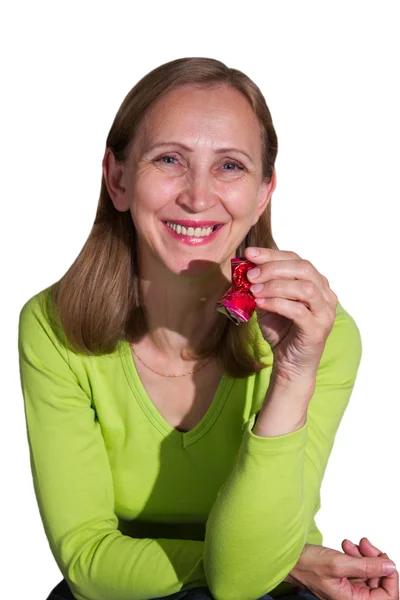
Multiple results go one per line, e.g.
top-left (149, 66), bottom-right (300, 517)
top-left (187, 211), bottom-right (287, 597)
top-left (334, 554), bottom-right (396, 579)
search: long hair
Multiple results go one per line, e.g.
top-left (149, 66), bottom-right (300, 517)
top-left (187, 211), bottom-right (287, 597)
top-left (44, 57), bottom-right (279, 377)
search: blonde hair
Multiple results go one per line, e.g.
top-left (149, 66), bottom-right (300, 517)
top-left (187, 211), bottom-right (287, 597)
top-left (44, 57), bottom-right (279, 377)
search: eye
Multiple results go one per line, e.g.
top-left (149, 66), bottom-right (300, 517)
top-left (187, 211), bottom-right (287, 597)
top-left (152, 154), bottom-right (245, 171)
top-left (222, 160), bottom-right (245, 171)
top-left (153, 153), bottom-right (178, 165)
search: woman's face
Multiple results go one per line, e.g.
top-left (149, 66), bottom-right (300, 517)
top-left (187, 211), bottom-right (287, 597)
top-left (121, 83), bottom-right (275, 278)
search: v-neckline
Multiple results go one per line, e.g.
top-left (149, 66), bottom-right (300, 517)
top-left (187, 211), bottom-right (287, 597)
top-left (118, 340), bottom-right (234, 447)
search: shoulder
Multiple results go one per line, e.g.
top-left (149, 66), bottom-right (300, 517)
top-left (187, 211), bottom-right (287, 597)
top-left (19, 286), bottom-right (49, 331)
top-left (18, 285), bottom-right (66, 356)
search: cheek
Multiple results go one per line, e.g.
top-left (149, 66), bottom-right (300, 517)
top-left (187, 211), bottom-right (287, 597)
top-left (222, 184), bottom-right (259, 218)
top-left (131, 177), bottom-right (179, 217)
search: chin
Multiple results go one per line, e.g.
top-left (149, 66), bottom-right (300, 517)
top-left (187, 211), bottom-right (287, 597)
top-left (164, 248), bottom-right (239, 281)
top-left (166, 257), bottom-right (222, 279)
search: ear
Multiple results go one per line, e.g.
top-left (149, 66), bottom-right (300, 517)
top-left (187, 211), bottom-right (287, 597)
top-left (252, 169), bottom-right (277, 225)
top-left (102, 148), bottom-right (130, 212)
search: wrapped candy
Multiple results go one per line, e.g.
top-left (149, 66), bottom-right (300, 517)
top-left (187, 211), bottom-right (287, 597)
top-left (216, 257), bottom-right (257, 325)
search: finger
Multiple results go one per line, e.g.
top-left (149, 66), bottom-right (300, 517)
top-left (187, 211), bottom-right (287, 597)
top-left (333, 554), bottom-right (396, 581)
top-left (371, 566), bottom-right (399, 600)
top-left (246, 258), bottom-right (336, 307)
top-left (255, 297), bottom-right (324, 344)
top-left (342, 541), bottom-right (372, 586)
top-left (342, 539), bottom-right (363, 558)
top-left (244, 247), bottom-right (337, 305)
top-left (358, 538), bottom-right (384, 589)
top-left (250, 279), bottom-right (328, 316)
top-left (375, 553), bottom-right (399, 600)
top-left (336, 546), bottom-right (365, 582)
top-left (359, 537), bottom-right (383, 556)
top-left (245, 247), bottom-right (336, 300)
top-left (245, 247), bottom-right (301, 262)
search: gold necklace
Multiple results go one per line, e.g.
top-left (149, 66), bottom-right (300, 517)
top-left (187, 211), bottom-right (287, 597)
top-left (130, 343), bottom-right (213, 377)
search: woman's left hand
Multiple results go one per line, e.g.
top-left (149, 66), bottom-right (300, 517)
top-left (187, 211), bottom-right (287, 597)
top-left (280, 542), bottom-right (398, 599)
top-left (342, 537), bottom-right (399, 594)
top-left (245, 247), bottom-right (339, 384)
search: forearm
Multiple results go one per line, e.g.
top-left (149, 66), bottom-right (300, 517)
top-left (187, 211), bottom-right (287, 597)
top-left (204, 409), bottom-right (309, 599)
top-left (57, 533), bottom-right (205, 600)
top-left (204, 378), bottom-right (317, 599)
top-left (252, 374), bottom-right (316, 437)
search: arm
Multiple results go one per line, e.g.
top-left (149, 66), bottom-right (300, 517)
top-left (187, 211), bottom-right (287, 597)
top-left (252, 374), bottom-right (314, 436)
top-left (18, 292), bottom-right (205, 600)
top-left (203, 302), bottom-right (362, 600)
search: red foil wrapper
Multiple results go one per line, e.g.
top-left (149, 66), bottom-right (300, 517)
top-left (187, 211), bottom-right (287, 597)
top-left (216, 257), bottom-right (257, 325)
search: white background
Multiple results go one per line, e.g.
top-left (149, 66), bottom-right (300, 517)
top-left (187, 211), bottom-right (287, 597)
top-left (2, 1), bottom-right (399, 598)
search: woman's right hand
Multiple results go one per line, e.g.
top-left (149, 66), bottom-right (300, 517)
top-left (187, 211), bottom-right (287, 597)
top-left (282, 542), bottom-right (398, 599)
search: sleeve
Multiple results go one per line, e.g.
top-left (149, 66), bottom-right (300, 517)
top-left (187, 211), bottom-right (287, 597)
top-left (18, 293), bottom-right (206, 600)
top-left (203, 302), bottom-right (362, 600)
top-left (305, 511), bottom-right (323, 546)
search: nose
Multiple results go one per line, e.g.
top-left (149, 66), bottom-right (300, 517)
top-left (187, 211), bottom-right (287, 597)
top-left (176, 166), bottom-right (218, 214)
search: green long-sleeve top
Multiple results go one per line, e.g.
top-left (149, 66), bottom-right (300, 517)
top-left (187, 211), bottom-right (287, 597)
top-left (18, 287), bottom-right (362, 600)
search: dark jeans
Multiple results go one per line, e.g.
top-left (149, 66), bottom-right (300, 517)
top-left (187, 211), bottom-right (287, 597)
top-left (47, 578), bottom-right (319, 600)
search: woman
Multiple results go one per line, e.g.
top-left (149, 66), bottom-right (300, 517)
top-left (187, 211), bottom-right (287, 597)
top-left (18, 57), bottom-right (398, 600)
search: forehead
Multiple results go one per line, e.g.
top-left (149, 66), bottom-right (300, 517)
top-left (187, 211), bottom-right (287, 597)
top-left (134, 84), bottom-right (262, 155)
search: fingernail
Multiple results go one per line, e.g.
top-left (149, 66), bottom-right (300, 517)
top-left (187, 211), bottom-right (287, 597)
top-left (247, 267), bottom-right (260, 281)
top-left (383, 561), bottom-right (396, 575)
top-left (246, 247), bottom-right (259, 257)
top-left (346, 539), bottom-right (356, 546)
top-left (250, 283), bottom-right (263, 293)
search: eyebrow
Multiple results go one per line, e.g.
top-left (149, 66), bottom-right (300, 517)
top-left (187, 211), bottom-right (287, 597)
top-left (145, 141), bottom-right (254, 163)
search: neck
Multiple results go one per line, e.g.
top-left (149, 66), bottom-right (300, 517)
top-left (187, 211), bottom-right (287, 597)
top-left (138, 256), bottom-right (232, 360)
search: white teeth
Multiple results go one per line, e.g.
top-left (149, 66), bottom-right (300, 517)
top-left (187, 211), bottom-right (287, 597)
top-left (165, 222), bottom-right (216, 237)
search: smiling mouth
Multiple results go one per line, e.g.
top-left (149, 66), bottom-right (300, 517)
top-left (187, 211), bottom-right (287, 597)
top-left (164, 221), bottom-right (222, 238)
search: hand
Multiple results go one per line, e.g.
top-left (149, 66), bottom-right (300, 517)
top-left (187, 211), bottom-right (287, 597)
top-left (245, 247), bottom-right (338, 384)
top-left (342, 537), bottom-right (399, 595)
top-left (282, 542), bottom-right (398, 599)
